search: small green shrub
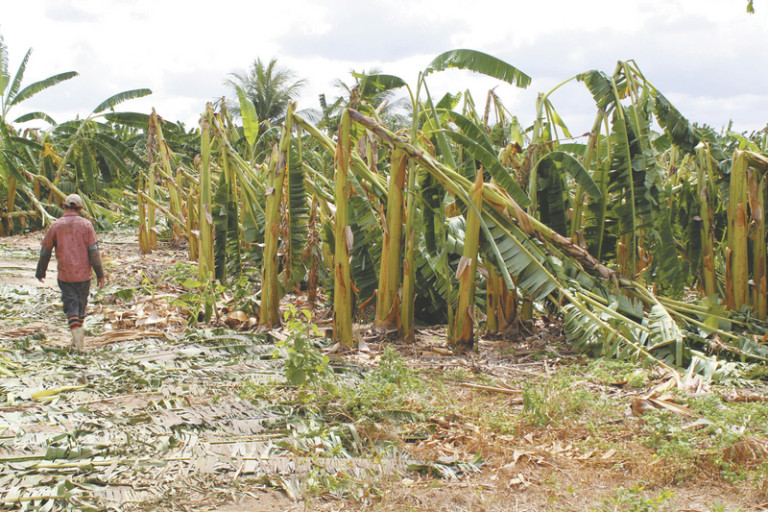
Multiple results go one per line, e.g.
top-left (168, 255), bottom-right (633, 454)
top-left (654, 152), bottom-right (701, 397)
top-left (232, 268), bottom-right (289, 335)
top-left (276, 306), bottom-right (332, 387)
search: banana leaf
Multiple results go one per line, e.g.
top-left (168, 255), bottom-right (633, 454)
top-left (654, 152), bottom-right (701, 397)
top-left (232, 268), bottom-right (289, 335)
top-left (236, 85), bottom-right (260, 147)
top-left (424, 49), bottom-right (531, 89)
top-left (653, 92), bottom-right (699, 154)
top-left (92, 88), bottom-right (152, 114)
top-left (285, 144), bottom-right (310, 288)
top-left (13, 111), bottom-right (56, 125)
top-left (9, 71), bottom-right (78, 107)
top-left (442, 130), bottom-right (530, 208)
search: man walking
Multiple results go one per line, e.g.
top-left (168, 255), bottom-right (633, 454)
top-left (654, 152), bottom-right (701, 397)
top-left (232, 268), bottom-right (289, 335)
top-left (35, 194), bottom-right (106, 351)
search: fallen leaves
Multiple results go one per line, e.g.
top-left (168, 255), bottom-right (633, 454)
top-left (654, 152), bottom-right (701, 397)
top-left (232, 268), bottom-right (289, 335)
top-left (0, 323), bottom-right (48, 340)
top-left (630, 391), bottom-right (694, 418)
top-left (722, 437), bottom-right (768, 466)
top-left (222, 310), bottom-right (258, 329)
top-left (89, 330), bottom-right (167, 347)
top-left (31, 385), bottom-right (88, 402)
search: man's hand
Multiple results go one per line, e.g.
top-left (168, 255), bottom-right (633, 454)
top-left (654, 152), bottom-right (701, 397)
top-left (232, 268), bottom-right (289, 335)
top-left (38, 278), bottom-right (45, 284)
top-left (97, 276), bottom-right (106, 290)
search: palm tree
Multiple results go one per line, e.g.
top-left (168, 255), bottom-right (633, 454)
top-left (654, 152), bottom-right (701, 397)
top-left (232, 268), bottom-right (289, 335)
top-left (225, 58), bottom-right (306, 130)
top-left (318, 68), bottom-right (410, 135)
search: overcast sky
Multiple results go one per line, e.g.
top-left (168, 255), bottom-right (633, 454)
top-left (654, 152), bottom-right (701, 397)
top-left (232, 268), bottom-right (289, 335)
top-left (2, 0), bottom-right (767, 136)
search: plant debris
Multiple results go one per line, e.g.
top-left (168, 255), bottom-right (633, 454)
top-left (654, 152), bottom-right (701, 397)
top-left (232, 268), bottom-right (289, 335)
top-left (0, 234), bottom-right (767, 511)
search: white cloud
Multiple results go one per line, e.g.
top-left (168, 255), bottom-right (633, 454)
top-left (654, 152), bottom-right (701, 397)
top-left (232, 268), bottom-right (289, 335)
top-left (2, 0), bottom-right (766, 133)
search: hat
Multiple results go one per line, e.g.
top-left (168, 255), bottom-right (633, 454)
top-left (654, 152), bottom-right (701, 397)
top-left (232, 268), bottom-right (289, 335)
top-left (64, 194), bottom-right (83, 209)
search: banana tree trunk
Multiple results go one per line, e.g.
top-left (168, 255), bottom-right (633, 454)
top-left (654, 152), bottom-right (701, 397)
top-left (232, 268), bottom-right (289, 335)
top-left (148, 170), bottom-right (158, 251)
top-left (498, 278), bottom-right (520, 334)
top-left (749, 170), bottom-right (766, 319)
top-left (149, 110), bottom-right (187, 244)
top-left (486, 263), bottom-right (520, 336)
top-left (137, 173), bottom-right (152, 254)
top-left (400, 161), bottom-right (417, 342)
top-left (728, 150), bottom-right (749, 309)
top-left (305, 197), bottom-right (322, 306)
top-left (5, 175), bottom-right (17, 235)
top-left (486, 263), bottom-right (500, 335)
top-left (696, 144), bottom-right (717, 299)
top-left (724, 248), bottom-right (735, 310)
top-left (333, 110), bottom-right (355, 347)
top-left (700, 185), bottom-right (717, 298)
top-left (186, 186), bottom-right (199, 262)
top-left (197, 108), bottom-right (215, 281)
top-left (374, 148), bottom-right (407, 331)
top-left (260, 105), bottom-right (295, 328)
top-left (450, 170), bottom-right (484, 352)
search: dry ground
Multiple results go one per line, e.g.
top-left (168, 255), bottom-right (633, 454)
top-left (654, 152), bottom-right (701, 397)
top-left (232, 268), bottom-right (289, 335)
top-left (1, 232), bottom-right (767, 512)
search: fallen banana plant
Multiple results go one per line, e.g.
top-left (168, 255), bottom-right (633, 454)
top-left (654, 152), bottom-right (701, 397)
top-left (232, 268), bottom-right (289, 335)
top-left (332, 108), bottom-right (768, 380)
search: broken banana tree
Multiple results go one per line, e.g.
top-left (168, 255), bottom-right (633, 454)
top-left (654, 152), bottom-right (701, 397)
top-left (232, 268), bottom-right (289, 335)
top-left (333, 109), bottom-right (355, 347)
top-left (344, 109), bottom-right (766, 377)
top-left (260, 103), bottom-right (295, 328)
top-left (450, 170), bottom-right (483, 352)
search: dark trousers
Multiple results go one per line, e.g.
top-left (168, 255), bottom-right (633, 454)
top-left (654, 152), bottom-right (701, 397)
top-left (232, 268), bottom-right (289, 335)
top-left (58, 280), bottom-right (90, 326)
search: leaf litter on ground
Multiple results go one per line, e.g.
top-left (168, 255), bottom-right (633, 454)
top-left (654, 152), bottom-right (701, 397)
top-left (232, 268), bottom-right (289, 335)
top-left (0, 234), bottom-right (767, 511)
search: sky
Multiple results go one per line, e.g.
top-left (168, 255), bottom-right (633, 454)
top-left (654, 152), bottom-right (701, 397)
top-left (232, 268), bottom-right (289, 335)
top-left (1, 0), bottom-right (767, 137)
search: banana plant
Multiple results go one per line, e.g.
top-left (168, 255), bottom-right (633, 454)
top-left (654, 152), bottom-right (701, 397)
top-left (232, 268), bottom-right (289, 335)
top-left (333, 109), bottom-right (354, 346)
top-left (0, 33), bottom-right (78, 125)
top-left (450, 170), bottom-right (483, 351)
top-left (0, 32), bottom-right (78, 234)
top-left (373, 148), bottom-right (407, 331)
top-left (352, 49), bottom-right (532, 340)
top-left (197, 105), bottom-right (215, 280)
top-left (88, 47), bottom-right (768, 381)
top-left (260, 103), bottom-right (296, 327)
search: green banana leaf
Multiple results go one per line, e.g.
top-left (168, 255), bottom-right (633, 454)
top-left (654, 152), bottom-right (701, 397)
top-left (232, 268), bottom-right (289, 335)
top-left (424, 49), bottom-right (531, 89)
top-left (92, 88), bottom-right (152, 114)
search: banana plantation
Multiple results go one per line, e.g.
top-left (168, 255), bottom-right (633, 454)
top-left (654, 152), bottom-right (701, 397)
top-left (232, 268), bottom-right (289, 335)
top-left (3, 37), bottom-right (768, 382)
top-left (5, 30), bottom-right (768, 511)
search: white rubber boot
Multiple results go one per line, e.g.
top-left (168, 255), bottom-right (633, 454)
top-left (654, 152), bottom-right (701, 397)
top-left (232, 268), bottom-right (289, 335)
top-left (71, 327), bottom-right (85, 351)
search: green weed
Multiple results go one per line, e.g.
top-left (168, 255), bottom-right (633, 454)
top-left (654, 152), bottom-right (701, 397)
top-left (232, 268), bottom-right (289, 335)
top-left (584, 359), bottom-right (651, 387)
top-left (327, 346), bottom-right (425, 423)
top-left (591, 484), bottom-right (675, 512)
top-left (522, 375), bottom-right (599, 428)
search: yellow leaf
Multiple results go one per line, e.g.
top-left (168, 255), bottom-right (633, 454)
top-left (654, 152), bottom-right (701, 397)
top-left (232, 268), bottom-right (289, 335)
top-left (32, 385), bottom-right (87, 402)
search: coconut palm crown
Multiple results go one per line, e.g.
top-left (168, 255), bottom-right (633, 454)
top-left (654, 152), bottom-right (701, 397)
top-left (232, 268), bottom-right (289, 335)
top-left (225, 57), bottom-right (307, 129)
